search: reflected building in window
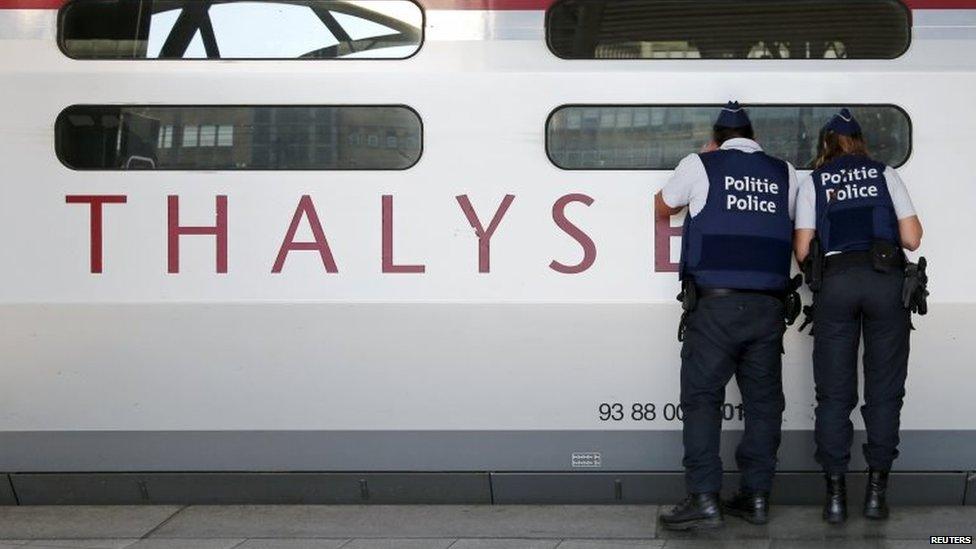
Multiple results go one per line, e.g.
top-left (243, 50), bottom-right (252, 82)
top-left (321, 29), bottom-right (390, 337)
top-left (547, 0), bottom-right (910, 60)
top-left (59, 0), bottom-right (424, 60)
top-left (57, 106), bottom-right (422, 171)
top-left (548, 106), bottom-right (911, 170)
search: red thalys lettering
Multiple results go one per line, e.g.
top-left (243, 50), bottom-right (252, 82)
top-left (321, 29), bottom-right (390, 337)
top-left (66, 194), bottom-right (680, 275)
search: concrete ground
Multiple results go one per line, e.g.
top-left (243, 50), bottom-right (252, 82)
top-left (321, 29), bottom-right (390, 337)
top-left (0, 505), bottom-right (973, 549)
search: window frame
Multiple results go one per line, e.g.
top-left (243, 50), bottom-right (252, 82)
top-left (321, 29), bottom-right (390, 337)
top-left (544, 103), bottom-right (913, 171)
top-left (55, 104), bottom-right (425, 172)
top-left (57, 0), bottom-right (427, 61)
top-left (544, 0), bottom-right (913, 61)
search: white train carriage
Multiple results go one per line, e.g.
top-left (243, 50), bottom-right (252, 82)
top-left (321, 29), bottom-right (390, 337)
top-left (0, 0), bottom-right (974, 504)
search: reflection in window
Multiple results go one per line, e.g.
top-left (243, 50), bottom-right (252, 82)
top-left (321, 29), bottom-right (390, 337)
top-left (157, 125), bottom-right (174, 149)
top-left (183, 125), bottom-right (198, 148)
top-left (199, 125), bottom-right (217, 147)
top-left (60, 0), bottom-right (423, 60)
top-left (547, 106), bottom-right (910, 170)
top-left (146, 8), bottom-right (181, 57)
top-left (217, 125), bottom-right (234, 147)
top-left (57, 106), bottom-right (423, 170)
top-left (547, 0), bottom-right (910, 60)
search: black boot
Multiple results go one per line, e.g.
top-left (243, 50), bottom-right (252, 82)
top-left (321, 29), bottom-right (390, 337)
top-left (724, 491), bottom-right (770, 525)
top-left (864, 469), bottom-right (890, 520)
top-left (660, 493), bottom-right (724, 531)
top-left (823, 473), bottom-right (847, 524)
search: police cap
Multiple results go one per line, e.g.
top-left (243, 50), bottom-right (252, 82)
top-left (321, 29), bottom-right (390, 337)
top-left (823, 108), bottom-right (863, 136)
top-left (715, 101), bottom-right (752, 129)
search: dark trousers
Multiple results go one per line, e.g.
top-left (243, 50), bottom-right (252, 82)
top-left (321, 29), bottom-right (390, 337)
top-left (813, 264), bottom-right (910, 473)
top-left (680, 293), bottom-right (786, 494)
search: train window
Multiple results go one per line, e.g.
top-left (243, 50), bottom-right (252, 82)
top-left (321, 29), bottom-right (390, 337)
top-left (57, 106), bottom-right (423, 170)
top-left (547, 105), bottom-right (911, 170)
top-left (59, 0), bottom-right (423, 60)
top-left (546, 0), bottom-right (910, 60)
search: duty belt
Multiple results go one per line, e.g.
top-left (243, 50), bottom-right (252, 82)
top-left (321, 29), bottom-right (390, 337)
top-left (824, 250), bottom-right (904, 272)
top-left (698, 287), bottom-right (786, 301)
top-left (678, 276), bottom-right (804, 342)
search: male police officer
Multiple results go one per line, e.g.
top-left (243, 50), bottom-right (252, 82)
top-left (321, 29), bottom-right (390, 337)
top-left (655, 102), bottom-right (799, 530)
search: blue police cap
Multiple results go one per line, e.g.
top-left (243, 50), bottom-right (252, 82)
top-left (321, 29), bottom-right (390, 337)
top-left (823, 108), bottom-right (863, 136)
top-left (715, 101), bottom-right (752, 129)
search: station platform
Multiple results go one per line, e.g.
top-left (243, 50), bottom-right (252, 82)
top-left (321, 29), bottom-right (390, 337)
top-left (1, 504), bottom-right (973, 548)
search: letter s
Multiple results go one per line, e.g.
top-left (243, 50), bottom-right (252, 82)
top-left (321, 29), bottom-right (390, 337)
top-left (550, 194), bottom-right (596, 274)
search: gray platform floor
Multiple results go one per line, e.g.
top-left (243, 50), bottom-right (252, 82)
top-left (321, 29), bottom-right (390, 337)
top-left (0, 505), bottom-right (973, 548)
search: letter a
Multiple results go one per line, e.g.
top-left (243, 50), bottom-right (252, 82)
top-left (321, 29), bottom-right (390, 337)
top-left (272, 195), bottom-right (339, 273)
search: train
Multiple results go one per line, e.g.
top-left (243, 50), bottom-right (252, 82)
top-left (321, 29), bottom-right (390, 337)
top-left (0, 0), bottom-right (974, 504)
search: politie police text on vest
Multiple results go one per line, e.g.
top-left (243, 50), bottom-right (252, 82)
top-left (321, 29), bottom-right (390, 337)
top-left (725, 176), bottom-right (780, 213)
top-left (821, 166), bottom-right (881, 202)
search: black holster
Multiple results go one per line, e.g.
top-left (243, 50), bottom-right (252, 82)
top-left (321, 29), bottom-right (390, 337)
top-left (798, 235), bottom-right (826, 335)
top-left (798, 303), bottom-right (816, 335)
top-left (803, 235), bottom-right (825, 293)
top-left (677, 280), bottom-right (698, 342)
top-left (784, 274), bottom-right (803, 326)
top-left (903, 256), bottom-right (929, 317)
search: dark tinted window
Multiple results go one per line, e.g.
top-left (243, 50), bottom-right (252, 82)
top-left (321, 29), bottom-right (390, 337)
top-left (59, 0), bottom-right (423, 59)
top-left (57, 106), bottom-right (422, 170)
top-left (547, 0), bottom-right (910, 60)
top-left (547, 105), bottom-right (911, 170)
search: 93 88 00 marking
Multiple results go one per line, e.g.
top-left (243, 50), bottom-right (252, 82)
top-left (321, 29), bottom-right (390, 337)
top-left (598, 402), bottom-right (744, 422)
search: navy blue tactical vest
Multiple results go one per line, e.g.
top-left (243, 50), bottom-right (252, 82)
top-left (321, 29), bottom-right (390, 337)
top-left (679, 149), bottom-right (793, 291)
top-left (811, 154), bottom-right (899, 253)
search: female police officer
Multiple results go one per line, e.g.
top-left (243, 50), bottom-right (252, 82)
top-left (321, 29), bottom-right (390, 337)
top-left (794, 109), bottom-right (923, 524)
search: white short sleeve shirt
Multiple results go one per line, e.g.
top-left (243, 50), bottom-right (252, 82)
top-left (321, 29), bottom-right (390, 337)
top-left (795, 165), bottom-right (917, 231)
top-left (660, 138), bottom-right (799, 220)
